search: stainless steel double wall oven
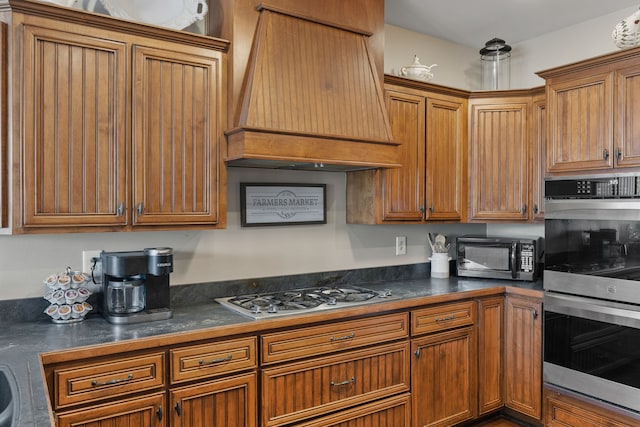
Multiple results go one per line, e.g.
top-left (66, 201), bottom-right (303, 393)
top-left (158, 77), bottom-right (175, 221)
top-left (544, 174), bottom-right (640, 413)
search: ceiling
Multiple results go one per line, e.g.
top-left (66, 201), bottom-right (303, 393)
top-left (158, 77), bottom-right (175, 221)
top-left (384, 0), bottom-right (640, 48)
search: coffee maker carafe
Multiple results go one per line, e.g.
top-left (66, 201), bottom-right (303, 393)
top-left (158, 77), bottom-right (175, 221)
top-left (101, 247), bottom-right (173, 324)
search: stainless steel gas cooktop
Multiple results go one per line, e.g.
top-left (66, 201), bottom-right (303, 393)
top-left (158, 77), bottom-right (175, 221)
top-left (216, 285), bottom-right (392, 319)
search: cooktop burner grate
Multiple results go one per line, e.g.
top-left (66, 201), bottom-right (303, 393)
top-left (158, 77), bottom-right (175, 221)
top-left (216, 285), bottom-right (390, 319)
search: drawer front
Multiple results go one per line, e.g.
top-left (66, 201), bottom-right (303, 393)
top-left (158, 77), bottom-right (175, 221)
top-left (170, 336), bottom-right (257, 384)
top-left (411, 300), bottom-right (476, 335)
top-left (292, 393), bottom-right (411, 427)
top-left (54, 352), bottom-right (165, 408)
top-left (261, 312), bottom-right (408, 364)
top-left (262, 341), bottom-right (410, 427)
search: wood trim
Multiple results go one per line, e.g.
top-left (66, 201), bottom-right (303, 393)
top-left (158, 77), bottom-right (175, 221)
top-left (0, 22), bottom-right (6, 228)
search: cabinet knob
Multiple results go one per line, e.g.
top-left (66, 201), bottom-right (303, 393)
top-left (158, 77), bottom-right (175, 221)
top-left (117, 203), bottom-right (124, 216)
top-left (156, 406), bottom-right (163, 421)
top-left (521, 204), bottom-right (527, 214)
top-left (419, 205), bottom-right (426, 213)
top-left (533, 204), bottom-right (539, 214)
top-left (137, 203), bottom-right (144, 216)
top-left (615, 147), bottom-right (622, 162)
top-left (429, 204), bottom-right (434, 212)
top-left (532, 309), bottom-right (538, 320)
top-left (603, 149), bottom-right (610, 160)
top-left (174, 402), bottom-right (181, 416)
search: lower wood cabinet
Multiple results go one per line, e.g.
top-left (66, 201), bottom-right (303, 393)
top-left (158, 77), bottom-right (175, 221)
top-left (261, 341), bottom-right (411, 427)
top-left (170, 372), bottom-right (257, 427)
top-left (477, 297), bottom-right (504, 416)
top-left (505, 294), bottom-right (542, 420)
top-left (411, 326), bottom-right (478, 427)
top-left (544, 386), bottom-right (640, 427)
top-left (56, 392), bottom-right (166, 427)
top-left (293, 394), bottom-right (411, 427)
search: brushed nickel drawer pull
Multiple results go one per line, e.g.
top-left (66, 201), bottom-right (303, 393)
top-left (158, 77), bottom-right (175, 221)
top-left (199, 354), bottom-right (233, 366)
top-left (91, 373), bottom-right (134, 387)
top-left (435, 315), bottom-right (455, 322)
top-left (330, 332), bottom-right (355, 342)
top-left (330, 376), bottom-right (356, 387)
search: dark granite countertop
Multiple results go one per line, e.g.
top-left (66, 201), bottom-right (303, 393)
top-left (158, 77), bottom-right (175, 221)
top-left (0, 276), bottom-right (542, 427)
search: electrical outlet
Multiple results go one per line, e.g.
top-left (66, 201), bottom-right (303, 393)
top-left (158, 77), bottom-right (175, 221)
top-left (395, 236), bottom-right (407, 255)
top-left (82, 250), bottom-right (101, 275)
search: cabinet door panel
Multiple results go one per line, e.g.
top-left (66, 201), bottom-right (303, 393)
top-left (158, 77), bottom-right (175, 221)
top-left (132, 44), bottom-right (222, 226)
top-left (477, 297), bottom-right (504, 415)
top-left (56, 392), bottom-right (166, 427)
top-left (382, 90), bottom-right (425, 221)
top-left (170, 373), bottom-right (257, 427)
top-left (616, 65), bottom-right (640, 168)
top-left (425, 96), bottom-right (466, 221)
top-left (412, 327), bottom-right (477, 427)
top-left (547, 73), bottom-right (613, 172)
top-left (470, 100), bottom-right (529, 221)
top-left (505, 296), bottom-right (542, 420)
top-left (21, 25), bottom-right (127, 227)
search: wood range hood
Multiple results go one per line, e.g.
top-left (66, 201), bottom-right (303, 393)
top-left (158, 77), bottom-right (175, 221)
top-left (224, 5), bottom-right (400, 172)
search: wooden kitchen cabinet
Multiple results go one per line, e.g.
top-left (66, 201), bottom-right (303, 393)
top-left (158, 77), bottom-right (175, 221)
top-left (544, 386), bottom-right (640, 427)
top-left (531, 91), bottom-right (546, 221)
top-left (9, 2), bottom-right (228, 232)
top-left (411, 300), bottom-right (478, 427)
top-left (56, 392), bottom-right (166, 427)
top-left (346, 77), bottom-right (468, 224)
top-left (477, 297), bottom-right (504, 416)
top-left (293, 394), bottom-right (411, 427)
top-left (261, 341), bottom-right (410, 427)
top-left (539, 48), bottom-right (640, 173)
top-left (469, 94), bottom-right (530, 222)
top-left (504, 294), bottom-right (542, 421)
top-left (170, 372), bottom-right (257, 427)
top-left (411, 326), bottom-right (477, 427)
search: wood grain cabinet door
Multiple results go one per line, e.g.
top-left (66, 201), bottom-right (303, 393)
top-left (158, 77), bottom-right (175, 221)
top-left (469, 98), bottom-right (529, 221)
top-left (505, 295), bottom-right (542, 420)
top-left (170, 372), bottom-right (257, 427)
top-left (615, 64), bottom-right (640, 168)
top-left (477, 297), bottom-right (504, 416)
top-left (381, 89), bottom-right (426, 221)
top-left (546, 72), bottom-right (613, 172)
top-left (425, 95), bottom-right (467, 221)
top-left (411, 326), bottom-right (477, 427)
top-left (132, 44), bottom-right (222, 226)
top-left (531, 94), bottom-right (546, 221)
top-left (20, 24), bottom-right (127, 228)
top-left (56, 392), bottom-right (166, 427)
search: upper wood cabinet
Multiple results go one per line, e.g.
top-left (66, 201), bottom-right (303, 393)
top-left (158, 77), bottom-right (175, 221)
top-left (469, 94), bottom-right (530, 222)
top-left (531, 91), bottom-right (546, 221)
top-left (538, 47), bottom-right (640, 174)
top-left (346, 77), bottom-right (468, 224)
top-left (8, 2), bottom-right (228, 233)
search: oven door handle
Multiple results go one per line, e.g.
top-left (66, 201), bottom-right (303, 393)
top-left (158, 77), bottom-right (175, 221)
top-left (545, 293), bottom-right (640, 328)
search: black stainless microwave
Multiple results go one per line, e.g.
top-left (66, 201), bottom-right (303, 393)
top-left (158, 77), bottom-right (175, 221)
top-left (455, 235), bottom-right (543, 281)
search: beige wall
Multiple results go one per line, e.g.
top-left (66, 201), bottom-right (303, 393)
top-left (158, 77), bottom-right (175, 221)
top-left (385, 6), bottom-right (638, 90)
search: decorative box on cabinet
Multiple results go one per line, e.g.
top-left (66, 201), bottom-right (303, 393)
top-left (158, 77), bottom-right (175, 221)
top-left (8, 1), bottom-right (228, 233)
top-left (538, 47), bottom-right (640, 173)
top-left (468, 93), bottom-right (531, 222)
top-left (411, 301), bottom-right (478, 427)
top-left (346, 76), bottom-right (468, 224)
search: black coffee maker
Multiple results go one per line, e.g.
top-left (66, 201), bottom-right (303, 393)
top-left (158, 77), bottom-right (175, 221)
top-left (101, 247), bottom-right (173, 324)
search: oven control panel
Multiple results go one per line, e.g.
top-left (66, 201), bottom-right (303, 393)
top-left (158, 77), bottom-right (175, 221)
top-left (546, 175), bottom-right (640, 199)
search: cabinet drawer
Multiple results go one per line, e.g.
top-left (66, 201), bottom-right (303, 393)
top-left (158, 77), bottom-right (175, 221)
top-left (293, 393), bottom-right (411, 427)
top-left (170, 336), bottom-right (257, 384)
top-left (262, 341), bottom-right (410, 427)
top-left (411, 300), bottom-right (476, 335)
top-left (261, 312), bottom-right (408, 364)
top-left (54, 352), bottom-right (165, 409)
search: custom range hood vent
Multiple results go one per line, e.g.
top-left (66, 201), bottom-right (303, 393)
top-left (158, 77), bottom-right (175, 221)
top-left (225, 5), bottom-right (400, 171)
